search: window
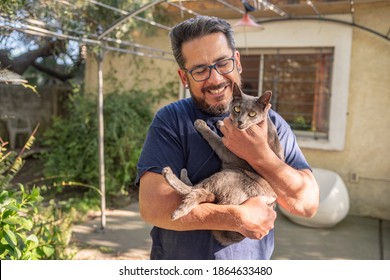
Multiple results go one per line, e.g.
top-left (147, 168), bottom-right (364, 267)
top-left (240, 48), bottom-right (333, 140)
top-left (233, 16), bottom-right (352, 150)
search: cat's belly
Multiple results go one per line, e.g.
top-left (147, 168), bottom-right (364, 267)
top-left (200, 169), bottom-right (277, 205)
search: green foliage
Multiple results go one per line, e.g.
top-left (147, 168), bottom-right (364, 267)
top-left (0, 185), bottom-right (42, 260)
top-left (41, 88), bottom-right (157, 197)
top-left (290, 115), bottom-right (311, 131)
top-left (0, 186), bottom-right (75, 260)
top-left (0, 0), bottom-right (26, 16)
top-left (0, 137), bottom-right (75, 260)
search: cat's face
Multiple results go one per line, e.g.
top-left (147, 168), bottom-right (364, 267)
top-left (229, 83), bottom-right (272, 130)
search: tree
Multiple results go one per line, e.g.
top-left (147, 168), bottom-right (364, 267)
top-left (0, 0), bottom-right (171, 84)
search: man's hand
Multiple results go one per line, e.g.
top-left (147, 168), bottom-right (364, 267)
top-left (219, 117), bottom-right (319, 218)
top-left (219, 117), bottom-right (270, 163)
top-left (235, 196), bottom-right (276, 240)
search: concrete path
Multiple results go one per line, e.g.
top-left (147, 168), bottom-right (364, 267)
top-left (272, 212), bottom-right (389, 260)
top-left (72, 203), bottom-right (152, 260)
top-left (71, 203), bottom-right (389, 260)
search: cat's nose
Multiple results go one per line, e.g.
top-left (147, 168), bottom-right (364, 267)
top-left (237, 120), bottom-right (243, 126)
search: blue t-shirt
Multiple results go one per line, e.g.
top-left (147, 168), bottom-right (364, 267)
top-left (136, 98), bottom-right (310, 260)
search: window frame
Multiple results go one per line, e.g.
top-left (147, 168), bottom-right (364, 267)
top-left (239, 47), bottom-right (334, 140)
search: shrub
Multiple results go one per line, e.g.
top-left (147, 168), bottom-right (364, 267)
top-left (40, 89), bottom-right (156, 198)
top-left (0, 135), bottom-right (74, 260)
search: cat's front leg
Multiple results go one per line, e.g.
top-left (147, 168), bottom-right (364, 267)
top-left (216, 120), bottom-right (224, 129)
top-left (195, 119), bottom-right (224, 148)
top-left (194, 119), bottom-right (212, 134)
top-left (194, 119), bottom-right (237, 163)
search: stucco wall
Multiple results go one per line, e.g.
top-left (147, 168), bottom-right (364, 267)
top-left (84, 28), bottom-right (178, 110)
top-left (302, 3), bottom-right (390, 220)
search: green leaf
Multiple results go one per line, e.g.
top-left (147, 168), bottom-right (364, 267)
top-left (42, 245), bottom-right (55, 257)
top-left (30, 187), bottom-right (41, 200)
top-left (3, 217), bottom-right (21, 225)
top-left (25, 234), bottom-right (39, 251)
top-left (26, 234), bottom-right (39, 244)
top-left (0, 191), bottom-right (10, 201)
top-left (3, 226), bottom-right (17, 247)
top-left (22, 219), bottom-right (33, 230)
top-left (4, 203), bottom-right (19, 212)
top-left (0, 197), bottom-right (16, 208)
top-left (0, 246), bottom-right (11, 259)
top-left (14, 246), bottom-right (22, 259)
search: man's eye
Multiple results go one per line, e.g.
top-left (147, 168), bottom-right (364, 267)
top-left (192, 67), bottom-right (208, 75)
top-left (234, 106), bottom-right (241, 113)
top-left (217, 61), bottom-right (229, 67)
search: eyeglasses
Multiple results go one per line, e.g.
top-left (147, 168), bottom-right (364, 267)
top-left (183, 57), bottom-right (236, 82)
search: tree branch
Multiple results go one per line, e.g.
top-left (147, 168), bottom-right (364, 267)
top-left (0, 40), bottom-right (67, 75)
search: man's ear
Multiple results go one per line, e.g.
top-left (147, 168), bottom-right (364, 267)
top-left (178, 68), bottom-right (188, 87)
top-left (235, 51), bottom-right (242, 74)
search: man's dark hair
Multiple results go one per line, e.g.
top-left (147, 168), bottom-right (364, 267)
top-left (169, 16), bottom-right (236, 69)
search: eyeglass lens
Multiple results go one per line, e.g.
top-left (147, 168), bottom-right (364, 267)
top-left (190, 58), bottom-right (235, 82)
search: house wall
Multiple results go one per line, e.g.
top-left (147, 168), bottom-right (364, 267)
top-left (299, 5), bottom-right (390, 220)
top-left (84, 27), bottom-right (178, 110)
top-left (84, 5), bottom-right (389, 220)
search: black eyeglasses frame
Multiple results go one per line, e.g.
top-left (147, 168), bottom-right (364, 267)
top-left (183, 56), bottom-right (236, 82)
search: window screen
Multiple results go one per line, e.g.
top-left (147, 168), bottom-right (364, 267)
top-left (240, 48), bottom-right (333, 139)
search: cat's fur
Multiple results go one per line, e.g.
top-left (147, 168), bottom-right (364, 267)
top-left (162, 82), bottom-right (284, 245)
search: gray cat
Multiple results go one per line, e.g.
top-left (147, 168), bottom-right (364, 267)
top-left (162, 82), bottom-right (284, 245)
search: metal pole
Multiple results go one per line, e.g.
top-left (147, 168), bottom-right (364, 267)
top-left (97, 48), bottom-right (106, 230)
top-left (98, 0), bottom-right (166, 40)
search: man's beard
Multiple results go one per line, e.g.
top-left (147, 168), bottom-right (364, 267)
top-left (188, 82), bottom-right (232, 116)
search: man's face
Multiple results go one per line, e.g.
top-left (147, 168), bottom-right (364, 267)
top-left (178, 32), bottom-right (242, 116)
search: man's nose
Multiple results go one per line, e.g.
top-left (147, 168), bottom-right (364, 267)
top-left (207, 67), bottom-right (225, 83)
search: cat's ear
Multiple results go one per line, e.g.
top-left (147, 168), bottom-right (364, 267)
top-left (257, 90), bottom-right (272, 108)
top-left (232, 82), bottom-right (242, 99)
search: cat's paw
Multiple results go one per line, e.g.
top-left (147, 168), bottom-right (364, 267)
top-left (194, 119), bottom-right (207, 131)
top-left (216, 120), bottom-right (224, 129)
top-left (161, 166), bottom-right (172, 177)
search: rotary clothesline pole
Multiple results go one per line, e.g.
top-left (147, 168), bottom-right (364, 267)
top-left (97, 47), bottom-right (106, 230)
top-left (95, 0), bottom-right (166, 231)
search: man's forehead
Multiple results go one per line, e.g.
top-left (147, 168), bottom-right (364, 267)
top-left (181, 33), bottom-right (232, 68)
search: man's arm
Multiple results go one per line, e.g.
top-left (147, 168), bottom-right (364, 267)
top-left (220, 118), bottom-right (319, 217)
top-left (139, 171), bottom-right (276, 239)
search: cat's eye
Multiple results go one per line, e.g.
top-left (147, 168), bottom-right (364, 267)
top-left (233, 106), bottom-right (241, 113)
top-left (248, 111), bottom-right (257, 117)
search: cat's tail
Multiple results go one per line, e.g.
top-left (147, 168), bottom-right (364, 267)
top-left (162, 167), bottom-right (192, 195)
top-left (162, 166), bottom-right (215, 220)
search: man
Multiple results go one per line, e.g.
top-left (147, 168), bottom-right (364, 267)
top-left (136, 16), bottom-right (319, 260)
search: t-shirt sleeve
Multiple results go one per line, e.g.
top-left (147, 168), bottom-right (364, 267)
top-left (270, 110), bottom-right (311, 171)
top-left (135, 108), bottom-right (185, 187)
